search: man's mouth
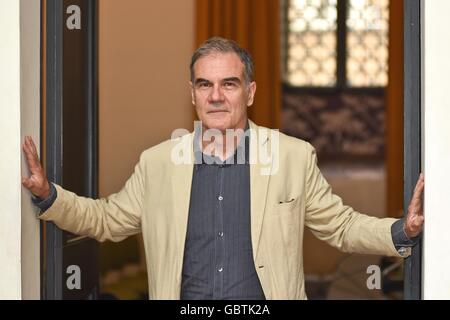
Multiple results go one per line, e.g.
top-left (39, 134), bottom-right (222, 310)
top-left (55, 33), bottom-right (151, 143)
top-left (207, 110), bottom-right (228, 114)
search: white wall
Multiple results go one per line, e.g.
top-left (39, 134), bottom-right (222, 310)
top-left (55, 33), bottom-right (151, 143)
top-left (0, 0), bottom-right (40, 299)
top-left (0, 0), bottom-right (22, 299)
top-left (422, 0), bottom-right (450, 300)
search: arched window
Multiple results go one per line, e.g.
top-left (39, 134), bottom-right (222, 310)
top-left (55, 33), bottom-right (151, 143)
top-left (282, 0), bottom-right (391, 159)
top-left (285, 0), bottom-right (389, 88)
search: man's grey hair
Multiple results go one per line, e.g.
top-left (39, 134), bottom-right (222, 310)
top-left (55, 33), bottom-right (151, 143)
top-left (190, 37), bottom-right (254, 84)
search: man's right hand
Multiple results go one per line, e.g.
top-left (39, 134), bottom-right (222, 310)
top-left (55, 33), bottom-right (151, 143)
top-left (22, 136), bottom-right (50, 199)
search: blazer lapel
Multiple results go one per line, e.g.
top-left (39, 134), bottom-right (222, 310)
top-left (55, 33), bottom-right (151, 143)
top-left (249, 121), bottom-right (272, 260)
top-left (171, 133), bottom-right (194, 289)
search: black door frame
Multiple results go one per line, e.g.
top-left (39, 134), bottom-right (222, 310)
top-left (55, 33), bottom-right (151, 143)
top-left (43, 0), bottom-right (98, 300)
top-left (403, 0), bottom-right (422, 300)
top-left (44, 0), bottom-right (64, 300)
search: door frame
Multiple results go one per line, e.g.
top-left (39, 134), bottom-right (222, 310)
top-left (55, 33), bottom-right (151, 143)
top-left (42, 0), bottom-right (98, 300)
top-left (403, 0), bottom-right (422, 300)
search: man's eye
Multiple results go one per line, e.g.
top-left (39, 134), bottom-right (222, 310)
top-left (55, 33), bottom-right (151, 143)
top-left (223, 82), bottom-right (236, 88)
top-left (198, 83), bottom-right (212, 88)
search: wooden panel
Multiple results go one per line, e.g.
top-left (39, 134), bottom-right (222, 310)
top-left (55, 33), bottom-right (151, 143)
top-left (386, 0), bottom-right (404, 218)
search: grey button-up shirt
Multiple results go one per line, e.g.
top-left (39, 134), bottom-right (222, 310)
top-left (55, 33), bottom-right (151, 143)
top-left (180, 126), bottom-right (266, 300)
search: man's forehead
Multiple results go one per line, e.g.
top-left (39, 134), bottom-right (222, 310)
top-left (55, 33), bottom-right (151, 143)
top-left (195, 52), bottom-right (244, 70)
top-left (193, 52), bottom-right (245, 80)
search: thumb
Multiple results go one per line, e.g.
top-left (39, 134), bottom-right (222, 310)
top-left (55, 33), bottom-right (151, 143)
top-left (418, 215), bottom-right (425, 225)
top-left (22, 178), bottom-right (33, 190)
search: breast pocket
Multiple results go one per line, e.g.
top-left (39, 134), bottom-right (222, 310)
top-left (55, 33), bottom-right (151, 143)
top-left (270, 197), bottom-right (302, 255)
top-left (276, 197), bottom-right (300, 215)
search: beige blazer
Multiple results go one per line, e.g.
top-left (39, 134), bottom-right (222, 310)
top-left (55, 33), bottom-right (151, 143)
top-left (39, 120), bottom-right (405, 300)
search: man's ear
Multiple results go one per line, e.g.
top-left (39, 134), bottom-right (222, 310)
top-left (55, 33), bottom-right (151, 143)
top-left (247, 81), bottom-right (257, 107)
top-left (189, 81), bottom-right (195, 105)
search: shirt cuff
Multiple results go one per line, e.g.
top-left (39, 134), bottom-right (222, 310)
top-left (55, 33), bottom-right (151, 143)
top-left (391, 218), bottom-right (421, 253)
top-left (31, 182), bottom-right (57, 214)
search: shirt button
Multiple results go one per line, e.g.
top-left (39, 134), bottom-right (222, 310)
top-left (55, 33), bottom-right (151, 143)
top-left (218, 267), bottom-right (223, 272)
top-left (218, 196), bottom-right (224, 201)
top-left (218, 232), bottom-right (224, 237)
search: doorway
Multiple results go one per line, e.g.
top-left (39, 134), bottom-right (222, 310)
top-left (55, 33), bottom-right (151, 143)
top-left (41, 0), bottom-right (99, 300)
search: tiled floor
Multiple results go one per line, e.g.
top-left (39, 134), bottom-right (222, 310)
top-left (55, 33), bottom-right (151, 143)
top-left (305, 254), bottom-right (404, 300)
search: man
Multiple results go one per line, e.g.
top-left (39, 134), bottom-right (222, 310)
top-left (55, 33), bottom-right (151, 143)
top-left (22, 37), bottom-right (424, 300)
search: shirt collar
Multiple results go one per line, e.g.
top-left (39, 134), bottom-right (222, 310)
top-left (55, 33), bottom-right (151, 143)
top-left (193, 121), bottom-right (250, 166)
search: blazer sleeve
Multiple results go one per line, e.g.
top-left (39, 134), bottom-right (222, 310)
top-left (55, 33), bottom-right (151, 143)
top-left (303, 143), bottom-right (404, 257)
top-left (38, 152), bottom-right (147, 243)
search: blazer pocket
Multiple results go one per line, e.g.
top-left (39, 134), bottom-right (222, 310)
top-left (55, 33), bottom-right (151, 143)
top-left (275, 197), bottom-right (300, 214)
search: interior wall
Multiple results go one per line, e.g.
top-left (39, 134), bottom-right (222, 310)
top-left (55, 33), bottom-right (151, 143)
top-left (0, 0), bottom-right (22, 299)
top-left (97, 0), bottom-right (195, 283)
top-left (0, 0), bottom-right (40, 300)
top-left (98, 0), bottom-right (195, 196)
top-left (422, 0), bottom-right (450, 300)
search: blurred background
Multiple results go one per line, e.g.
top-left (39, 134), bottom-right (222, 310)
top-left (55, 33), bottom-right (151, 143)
top-left (95, 0), bottom-right (405, 300)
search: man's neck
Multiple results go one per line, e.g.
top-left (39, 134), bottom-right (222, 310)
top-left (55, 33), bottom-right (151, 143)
top-left (199, 121), bottom-right (249, 161)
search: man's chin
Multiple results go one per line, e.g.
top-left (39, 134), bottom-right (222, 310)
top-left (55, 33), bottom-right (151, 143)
top-left (201, 119), bottom-right (231, 132)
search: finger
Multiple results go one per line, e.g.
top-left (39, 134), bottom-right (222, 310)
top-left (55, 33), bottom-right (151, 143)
top-left (412, 178), bottom-right (424, 202)
top-left (28, 136), bottom-right (39, 159)
top-left (22, 141), bottom-right (29, 157)
top-left (409, 201), bottom-right (424, 218)
top-left (410, 193), bottom-right (423, 209)
top-left (25, 137), bottom-right (40, 163)
top-left (413, 174), bottom-right (425, 195)
top-left (22, 177), bottom-right (34, 190)
top-left (409, 188), bottom-right (424, 217)
top-left (415, 215), bottom-right (425, 224)
top-left (23, 137), bottom-right (30, 152)
top-left (409, 201), bottom-right (423, 217)
top-left (412, 217), bottom-right (424, 231)
top-left (23, 142), bottom-right (42, 174)
top-left (408, 215), bottom-right (424, 232)
top-left (23, 140), bottom-right (35, 165)
top-left (24, 137), bottom-right (34, 160)
top-left (23, 140), bottom-right (38, 166)
top-left (25, 136), bottom-right (37, 158)
top-left (411, 191), bottom-right (423, 206)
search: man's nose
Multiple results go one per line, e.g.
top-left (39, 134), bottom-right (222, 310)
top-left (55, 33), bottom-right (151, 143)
top-left (208, 84), bottom-right (225, 103)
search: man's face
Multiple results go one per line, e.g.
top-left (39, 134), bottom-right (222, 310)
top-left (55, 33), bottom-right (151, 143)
top-left (190, 52), bottom-right (256, 133)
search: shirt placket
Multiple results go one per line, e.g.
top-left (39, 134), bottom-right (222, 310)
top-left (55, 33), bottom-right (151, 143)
top-left (212, 163), bottom-right (226, 299)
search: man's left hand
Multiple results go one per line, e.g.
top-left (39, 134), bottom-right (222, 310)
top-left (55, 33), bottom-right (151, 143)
top-left (405, 173), bottom-right (425, 239)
